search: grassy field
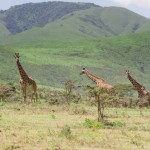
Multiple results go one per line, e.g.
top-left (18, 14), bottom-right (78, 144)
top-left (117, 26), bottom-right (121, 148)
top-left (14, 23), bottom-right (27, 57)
top-left (0, 102), bottom-right (150, 150)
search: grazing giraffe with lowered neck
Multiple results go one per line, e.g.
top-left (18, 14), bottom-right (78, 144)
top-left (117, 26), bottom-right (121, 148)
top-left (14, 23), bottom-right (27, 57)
top-left (125, 70), bottom-right (150, 107)
top-left (14, 53), bottom-right (37, 103)
top-left (80, 68), bottom-right (113, 90)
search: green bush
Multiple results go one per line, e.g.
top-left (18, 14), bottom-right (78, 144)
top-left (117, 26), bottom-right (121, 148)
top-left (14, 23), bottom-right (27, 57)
top-left (83, 119), bottom-right (126, 129)
top-left (113, 120), bottom-right (126, 127)
top-left (83, 118), bottom-right (103, 129)
top-left (103, 120), bottom-right (125, 129)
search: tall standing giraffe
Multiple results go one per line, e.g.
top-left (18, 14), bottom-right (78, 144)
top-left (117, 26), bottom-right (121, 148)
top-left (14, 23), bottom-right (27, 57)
top-left (125, 70), bottom-right (150, 107)
top-left (14, 53), bottom-right (37, 103)
top-left (80, 68), bottom-right (113, 90)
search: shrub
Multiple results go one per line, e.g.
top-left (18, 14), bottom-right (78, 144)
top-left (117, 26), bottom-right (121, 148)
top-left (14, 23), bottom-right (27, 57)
top-left (70, 104), bottom-right (87, 115)
top-left (113, 120), bottom-right (126, 127)
top-left (38, 88), bottom-right (65, 105)
top-left (0, 83), bottom-right (17, 101)
top-left (103, 120), bottom-right (126, 129)
top-left (83, 118), bottom-right (103, 129)
top-left (83, 119), bottom-right (125, 129)
top-left (60, 125), bottom-right (72, 139)
top-left (64, 80), bottom-right (75, 105)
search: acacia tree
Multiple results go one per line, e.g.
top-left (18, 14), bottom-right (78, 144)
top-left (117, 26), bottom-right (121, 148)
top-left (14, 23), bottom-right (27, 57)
top-left (88, 86), bottom-right (116, 122)
top-left (64, 80), bottom-right (75, 105)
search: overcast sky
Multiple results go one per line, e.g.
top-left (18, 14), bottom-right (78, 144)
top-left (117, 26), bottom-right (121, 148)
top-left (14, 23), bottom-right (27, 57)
top-left (0, 0), bottom-right (150, 18)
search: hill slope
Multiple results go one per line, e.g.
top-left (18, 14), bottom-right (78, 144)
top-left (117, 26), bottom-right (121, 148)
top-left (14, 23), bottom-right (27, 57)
top-left (1, 32), bottom-right (150, 89)
top-left (0, 20), bottom-right (10, 37)
top-left (0, 2), bottom-right (150, 44)
top-left (0, 2), bottom-right (98, 34)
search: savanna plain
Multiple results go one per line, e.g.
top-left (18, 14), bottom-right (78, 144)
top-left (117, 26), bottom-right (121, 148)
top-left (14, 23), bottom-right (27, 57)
top-left (0, 101), bottom-right (150, 150)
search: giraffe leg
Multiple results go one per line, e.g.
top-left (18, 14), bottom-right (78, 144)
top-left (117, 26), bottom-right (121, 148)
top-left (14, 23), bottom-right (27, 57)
top-left (24, 95), bottom-right (26, 103)
top-left (20, 87), bottom-right (26, 103)
top-left (31, 91), bottom-right (37, 103)
top-left (34, 91), bottom-right (38, 102)
top-left (23, 86), bottom-right (27, 103)
top-left (20, 80), bottom-right (27, 103)
top-left (20, 86), bottom-right (26, 103)
top-left (31, 92), bottom-right (35, 103)
top-left (33, 83), bottom-right (38, 102)
top-left (31, 93), bottom-right (33, 102)
top-left (30, 88), bottom-right (37, 103)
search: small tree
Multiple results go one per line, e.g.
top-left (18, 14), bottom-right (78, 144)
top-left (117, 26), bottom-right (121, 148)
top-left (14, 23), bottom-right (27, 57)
top-left (87, 86), bottom-right (115, 122)
top-left (64, 80), bottom-right (75, 105)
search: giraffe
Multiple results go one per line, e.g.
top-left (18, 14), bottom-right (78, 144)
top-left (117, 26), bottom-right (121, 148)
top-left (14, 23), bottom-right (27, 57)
top-left (80, 68), bottom-right (113, 90)
top-left (14, 53), bottom-right (37, 103)
top-left (125, 70), bottom-right (150, 107)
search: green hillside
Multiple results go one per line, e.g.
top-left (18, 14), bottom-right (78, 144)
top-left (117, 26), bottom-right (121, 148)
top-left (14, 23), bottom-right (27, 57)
top-left (0, 31), bottom-right (150, 89)
top-left (1, 5), bottom-right (150, 45)
top-left (0, 2), bottom-right (98, 34)
top-left (0, 2), bottom-right (150, 44)
top-left (0, 20), bottom-right (10, 37)
top-left (0, 2), bottom-right (150, 89)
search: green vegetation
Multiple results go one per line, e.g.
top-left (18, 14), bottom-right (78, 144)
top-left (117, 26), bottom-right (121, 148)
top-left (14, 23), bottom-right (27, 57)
top-left (0, 31), bottom-right (150, 89)
top-left (0, 3), bottom-right (150, 91)
top-left (0, 1), bottom-right (150, 44)
top-left (0, 21), bottom-right (10, 38)
top-left (0, 2), bottom-right (96, 34)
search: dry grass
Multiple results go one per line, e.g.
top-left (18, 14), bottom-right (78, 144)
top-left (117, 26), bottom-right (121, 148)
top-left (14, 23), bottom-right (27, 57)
top-left (0, 102), bottom-right (150, 150)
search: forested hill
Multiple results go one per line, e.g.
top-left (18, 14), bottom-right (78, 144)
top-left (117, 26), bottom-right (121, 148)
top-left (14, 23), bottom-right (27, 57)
top-left (0, 1), bottom-right (150, 43)
top-left (0, 2), bottom-right (98, 34)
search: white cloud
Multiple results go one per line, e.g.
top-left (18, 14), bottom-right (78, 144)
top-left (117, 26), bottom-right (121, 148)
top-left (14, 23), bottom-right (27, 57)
top-left (113, 0), bottom-right (150, 8)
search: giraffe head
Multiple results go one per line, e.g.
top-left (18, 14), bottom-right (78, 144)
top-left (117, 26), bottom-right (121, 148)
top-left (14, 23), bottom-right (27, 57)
top-left (80, 68), bottom-right (86, 75)
top-left (14, 53), bottom-right (20, 61)
top-left (125, 70), bottom-right (130, 75)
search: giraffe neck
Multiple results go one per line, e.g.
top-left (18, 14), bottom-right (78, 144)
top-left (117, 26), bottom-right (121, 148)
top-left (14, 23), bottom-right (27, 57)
top-left (127, 73), bottom-right (146, 97)
top-left (127, 74), bottom-right (143, 90)
top-left (16, 60), bottom-right (28, 80)
top-left (84, 70), bottom-right (104, 84)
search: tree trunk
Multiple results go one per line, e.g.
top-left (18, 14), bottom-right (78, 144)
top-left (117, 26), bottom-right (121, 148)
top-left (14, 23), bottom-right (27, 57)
top-left (97, 96), bottom-right (104, 122)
